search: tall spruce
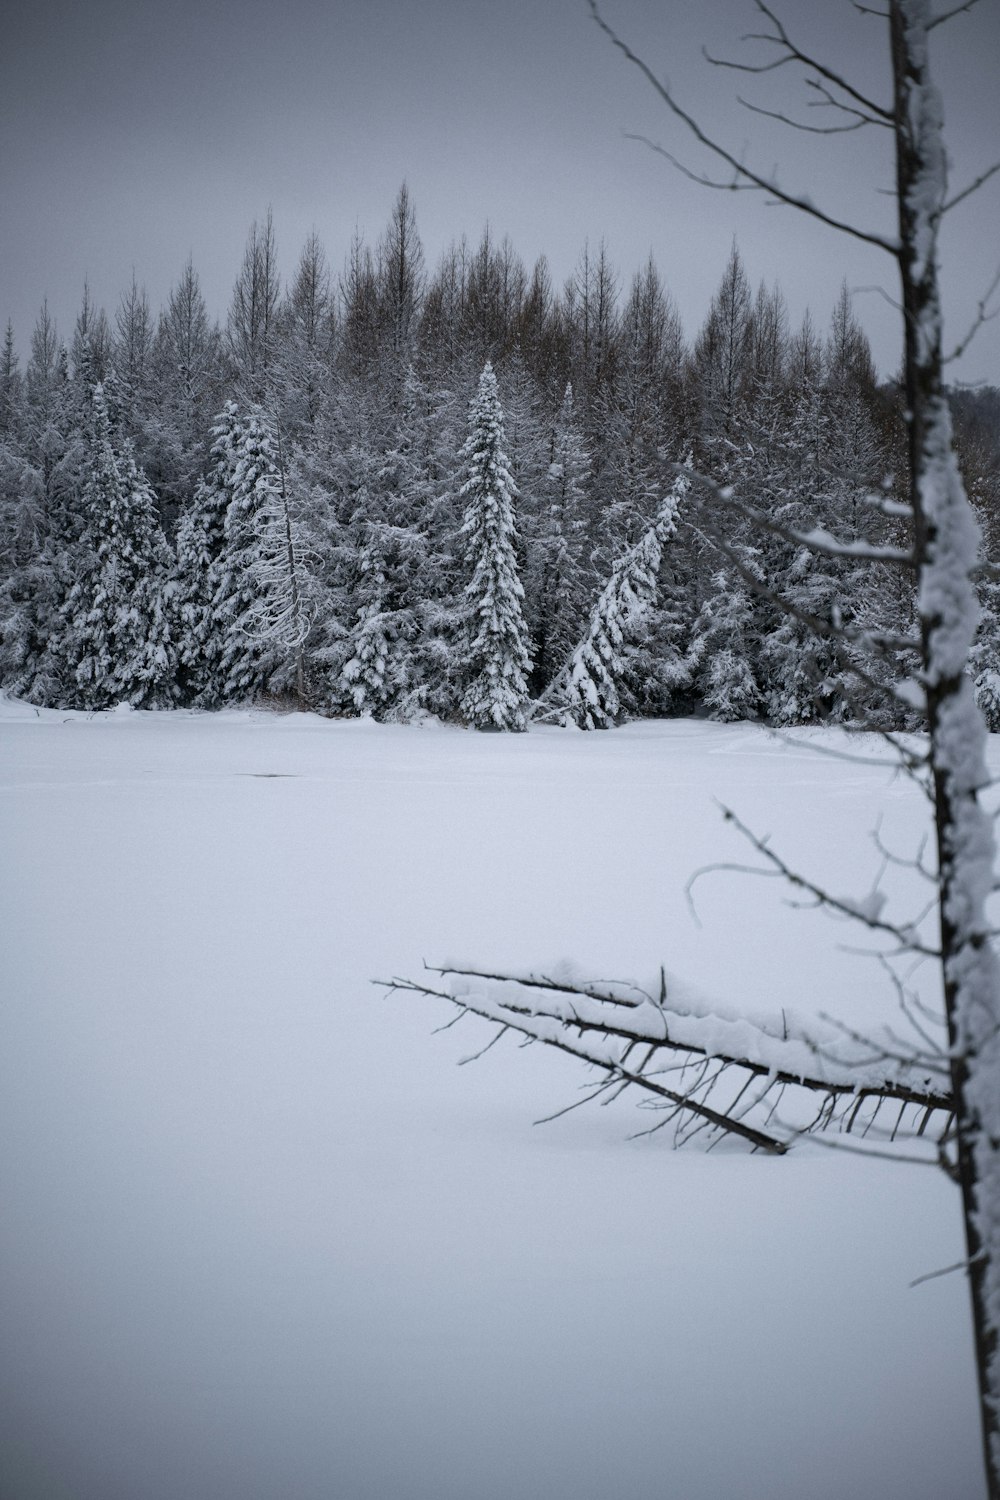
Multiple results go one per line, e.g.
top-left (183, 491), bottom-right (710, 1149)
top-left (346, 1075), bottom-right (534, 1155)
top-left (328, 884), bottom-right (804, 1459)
top-left (173, 402), bottom-right (245, 703)
top-left (458, 363), bottom-right (533, 730)
top-left (57, 384), bottom-right (173, 708)
top-left (213, 408), bottom-right (285, 701)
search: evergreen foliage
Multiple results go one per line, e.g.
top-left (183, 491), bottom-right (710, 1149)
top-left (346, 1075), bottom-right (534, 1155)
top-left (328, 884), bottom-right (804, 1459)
top-left (173, 402), bottom-right (243, 703)
top-left (558, 470), bottom-right (688, 729)
top-left (458, 363), bottom-right (533, 730)
top-left (0, 207), bottom-right (995, 731)
top-left (56, 384), bottom-right (173, 708)
top-left (213, 408), bottom-right (287, 702)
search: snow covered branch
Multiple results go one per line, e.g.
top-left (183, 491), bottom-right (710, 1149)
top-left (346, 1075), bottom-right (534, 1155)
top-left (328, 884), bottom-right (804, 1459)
top-left (381, 965), bottom-right (953, 1157)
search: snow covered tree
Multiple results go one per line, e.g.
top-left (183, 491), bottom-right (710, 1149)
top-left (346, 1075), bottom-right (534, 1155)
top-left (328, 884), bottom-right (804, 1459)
top-left (341, 570), bottom-right (395, 715)
top-left (147, 257), bottom-right (222, 519)
top-left (56, 384), bottom-right (173, 708)
top-left (383, 366), bottom-right (466, 719)
top-left (376, 182), bottom-right (426, 369)
top-left (458, 363), bottom-right (533, 730)
top-left (238, 433), bottom-right (312, 706)
top-left (213, 408), bottom-right (287, 702)
top-left (689, 565), bottom-right (762, 722)
top-left (692, 242), bottom-right (753, 440)
top-left (0, 322), bottom-right (22, 439)
top-left (596, 10), bottom-right (1000, 1491)
top-left (277, 234), bottom-right (335, 441)
top-left (553, 469), bottom-right (688, 728)
top-left (173, 402), bottom-right (244, 704)
top-left (529, 383), bottom-right (590, 689)
top-left (229, 211), bottom-right (280, 404)
top-left (111, 274), bottom-right (153, 425)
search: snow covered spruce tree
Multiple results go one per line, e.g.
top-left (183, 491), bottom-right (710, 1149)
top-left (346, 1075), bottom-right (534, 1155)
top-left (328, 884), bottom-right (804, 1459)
top-left (457, 363), bottom-right (533, 730)
top-left (173, 402), bottom-right (244, 704)
top-left (546, 468), bottom-right (688, 729)
top-left (214, 407), bottom-right (309, 703)
top-left (238, 432), bottom-right (312, 706)
top-left (57, 382), bottom-right (173, 708)
top-left (396, 4), bottom-right (1000, 1488)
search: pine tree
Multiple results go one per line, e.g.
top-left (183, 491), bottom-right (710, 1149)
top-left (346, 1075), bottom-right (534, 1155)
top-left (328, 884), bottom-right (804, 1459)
top-left (213, 408), bottom-right (285, 701)
top-left (556, 470), bottom-right (688, 729)
top-left (277, 235), bottom-right (335, 441)
top-left (57, 384), bottom-right (173, 708)
top-left (229, 212), bottom-right (280, 404)
top-left (239, 434), bottom-right (312, 705)
top-left (383, 366), bottom-right (465, 719)
top-left (458, 363), bottom-right (533, 730)
top-left (689, 566), bottom-right (763, 722)
top-left (693, 242), bottom-right (753, 440)
top-left (341, 570), bottom-right (394, 714)
top-left (173, 403), bottom-right (244, 703)
top-left (0, 322), bottom-right (23, 439)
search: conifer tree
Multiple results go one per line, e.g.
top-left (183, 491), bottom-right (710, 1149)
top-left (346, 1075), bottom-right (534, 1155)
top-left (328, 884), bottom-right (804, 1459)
top-left (57, 384), bottom-right (173, 708)
top-left (277, 235), bottom-right (335, 440)
top-left (240, 435), bottom-right (312, 706)
top-left (0, 322), bottom-right (22, 439)
top-left (556, 470), bottom-right (688, 729)
top-left (531, 383), bottom-right (590, 688)
top-left (341, 566), bottom-right (394, 715)
top-left (213, 408), bottom-right (285, 701)
top-left (458, 363), bottom-right (533, 730)
top-left (229, 212), bottom-right (280, 403)
top-left (689, 567), bottom-right (762, 723)
top-left (173, 402), bottom-right (244, 703)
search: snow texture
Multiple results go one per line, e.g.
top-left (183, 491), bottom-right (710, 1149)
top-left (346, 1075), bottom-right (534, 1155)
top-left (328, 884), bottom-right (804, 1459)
top-left (0, 701), bottom-right (985, 1500)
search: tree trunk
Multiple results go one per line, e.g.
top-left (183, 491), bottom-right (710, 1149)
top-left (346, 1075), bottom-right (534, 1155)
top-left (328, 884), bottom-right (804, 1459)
top-left (892, 3), bottom-right (1000, 1491)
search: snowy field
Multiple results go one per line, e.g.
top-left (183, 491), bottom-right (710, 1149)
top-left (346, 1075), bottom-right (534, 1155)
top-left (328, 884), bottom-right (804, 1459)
top-left (0, 699), bottom-right (987, 1500)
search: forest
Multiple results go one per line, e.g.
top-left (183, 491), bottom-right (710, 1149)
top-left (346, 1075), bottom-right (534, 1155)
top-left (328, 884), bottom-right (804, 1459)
top-left (1, 184), bottom-right (998, 729)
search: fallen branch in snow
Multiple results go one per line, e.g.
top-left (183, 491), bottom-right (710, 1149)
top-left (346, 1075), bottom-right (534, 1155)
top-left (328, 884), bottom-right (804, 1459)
top-left (380, 964), bottom-right (954, 1156)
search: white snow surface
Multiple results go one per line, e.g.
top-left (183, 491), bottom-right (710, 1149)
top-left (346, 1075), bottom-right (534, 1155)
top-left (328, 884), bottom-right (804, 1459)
top-left (0, 699), bottom-right (987, 1500)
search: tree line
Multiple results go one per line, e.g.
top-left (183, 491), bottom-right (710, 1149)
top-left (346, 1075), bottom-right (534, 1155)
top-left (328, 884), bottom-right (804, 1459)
top-left (1, 185), bottom-right (997, 726)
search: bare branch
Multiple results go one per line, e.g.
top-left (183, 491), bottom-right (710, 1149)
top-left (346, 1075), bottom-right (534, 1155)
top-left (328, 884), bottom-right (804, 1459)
top-left (942, 161), bottom-right (1000, 216)
top-left (702, 0), bottom-right (893, 121)
top-left (735, 94), bottom-right (876, 136)
top-left (804, 78), bottom-right (891, 128)
top-left (587, 1), bottom-right (898, 253)
top-left (943, 261), bottom-right (1000, 366)
top-left (928, 0), bottom-right (982, 29)
top-left (911, 1253), bottom-right (986, 1288)
top-left (705, 803), bottom-right (942, 957)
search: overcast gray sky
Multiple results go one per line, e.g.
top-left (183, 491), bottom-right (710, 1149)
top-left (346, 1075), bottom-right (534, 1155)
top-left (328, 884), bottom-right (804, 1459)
top-left (1, 0), bottom-right (997, 383)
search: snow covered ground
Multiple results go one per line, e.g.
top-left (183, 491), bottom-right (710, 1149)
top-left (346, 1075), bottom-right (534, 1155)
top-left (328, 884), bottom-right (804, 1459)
top-left (0, 700), bottom-right (986, 1500)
